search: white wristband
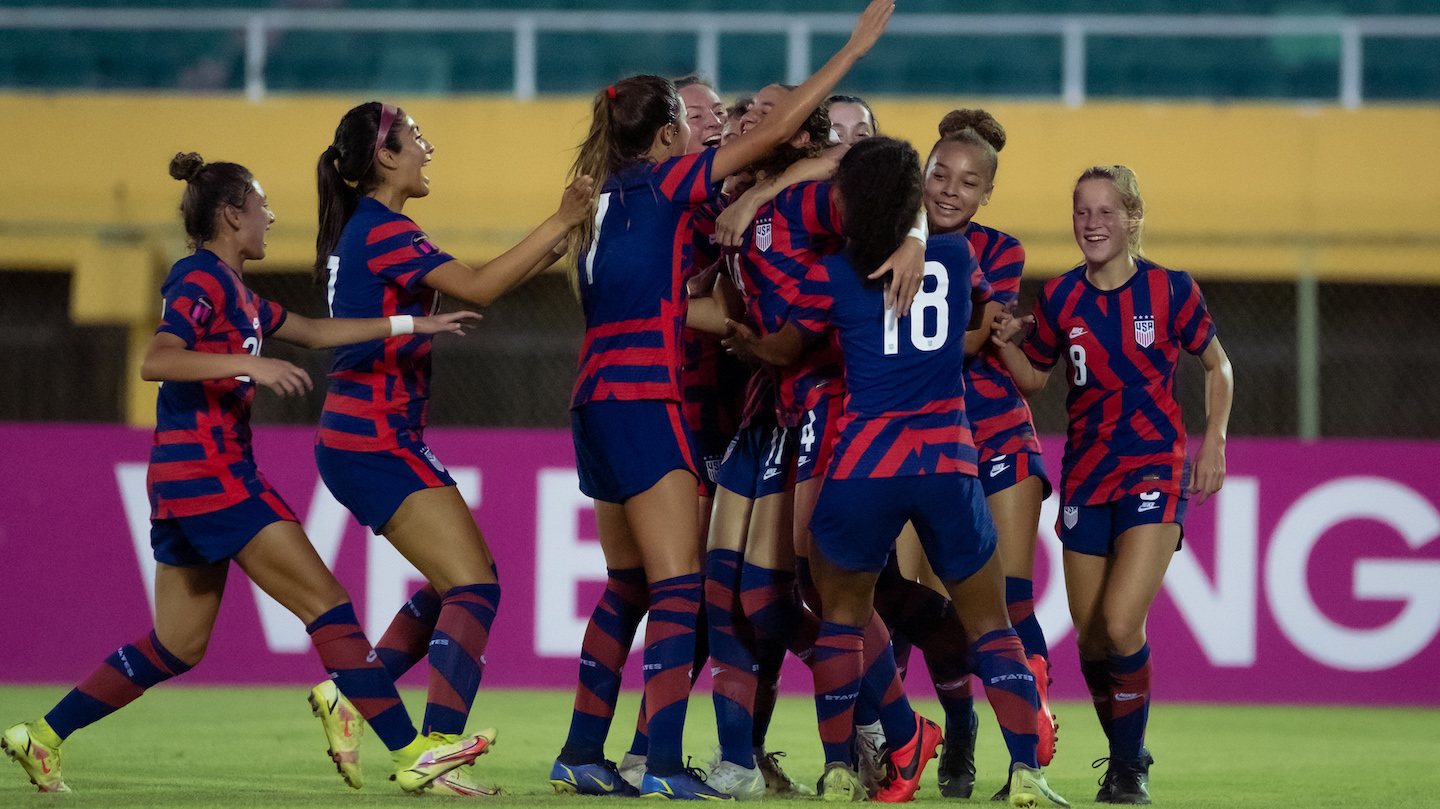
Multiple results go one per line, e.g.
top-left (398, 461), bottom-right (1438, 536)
top-left (389, 315), bottom-right (414, 337)
top-left (907, 209), bottom-right (928, 245)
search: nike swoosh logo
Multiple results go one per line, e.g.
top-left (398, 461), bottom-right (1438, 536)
top-left (990, 464), bottom-right (1009, 477)
top-left (587, 774), bottom-right (615, 792)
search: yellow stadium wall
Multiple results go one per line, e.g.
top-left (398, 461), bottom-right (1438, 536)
top-left (3, 93), bottom-right (1438, 422)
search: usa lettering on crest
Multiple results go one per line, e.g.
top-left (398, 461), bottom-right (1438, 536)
top-left (1134, 315), bottom-right (1155, 348)
top-left (755, 220), bottom-right (772, 252)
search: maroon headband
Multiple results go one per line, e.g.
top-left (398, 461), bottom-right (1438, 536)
top-left (371, 103), bottom-right (399, 167)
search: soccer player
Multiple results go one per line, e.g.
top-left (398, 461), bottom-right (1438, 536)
top-left (826, 94), bottom-right (878, 145)
top-left (2, 153), bottom-right (488, 796)
top-left (925, 109), bottom-right (1059, 799)
top-left (551, 2), bottom-right (896, 799)
top-left (787, 136), bottom-right (1070, 807)
top-left (309, 101), bottom-right (593, 796)
top-left (991, 165), bottom-right (1234, 805)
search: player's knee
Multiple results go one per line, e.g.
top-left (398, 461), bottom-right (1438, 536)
top-left (1104, 615), bottom-right (1146, 654)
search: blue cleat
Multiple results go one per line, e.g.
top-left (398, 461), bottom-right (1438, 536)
top-left (551, 758), bottom-right (640, 796)
top-left (640, 768), bottom-right (736, 801)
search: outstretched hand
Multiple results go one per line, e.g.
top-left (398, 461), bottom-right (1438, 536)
top-left (557, 175), bottom-right (597, 228)
top-left (415, 311), bottom-right (482, 336)
top-left (846, 0), bottom-right (897, 59)
top-left (250, 357), bottom-right (313, 397)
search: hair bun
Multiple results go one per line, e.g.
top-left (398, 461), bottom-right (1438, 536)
top-left (169, 152), bottom-right (206, 182)
top-left (938, 109), bottom-right (1006, 152)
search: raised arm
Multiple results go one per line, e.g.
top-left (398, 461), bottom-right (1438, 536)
top-left (1188, 337), bottom-right (1233, 507)
top-left (715, 149), bottom-right (845, 247)
top-left (423, 175), bottom-right (594, 306)
top-left (708, 0), bottom-right (893, 182)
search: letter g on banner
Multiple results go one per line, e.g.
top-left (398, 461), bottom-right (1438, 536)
top-left (1266, 476), bottom-right (1440, 672)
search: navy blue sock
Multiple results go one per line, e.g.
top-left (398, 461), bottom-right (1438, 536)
top-left (1108, 644), bottom-right (1152, 763)
top-left (1005, 577), bottom-right (1049, 660)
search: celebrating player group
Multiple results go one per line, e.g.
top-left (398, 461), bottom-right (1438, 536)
top-left (4, 1), bottom-right (1233, 805)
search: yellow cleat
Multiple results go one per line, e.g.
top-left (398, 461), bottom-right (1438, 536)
top-left (434, 763), bottom-right (502, 797)
top-left (309, 680), bottom-right (364, 789)
top-left (3, 722), bottom-right (70, 794)
top-left (1008, 763), bottom-right (1070, 808)
top-left (394, 729), bottom-right (498, 794)
top-left (819, 762), bottom-right (865, 802)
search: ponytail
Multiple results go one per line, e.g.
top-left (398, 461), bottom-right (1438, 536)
top-left (566, 75), bottom-right (682, 282)
top-left (314, 101), bottom-right (405, 283)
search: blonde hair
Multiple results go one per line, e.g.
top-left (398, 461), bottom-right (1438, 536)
top-left (1075, 165), bottom-right (1145, 257)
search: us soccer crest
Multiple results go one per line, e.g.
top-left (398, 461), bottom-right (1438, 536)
top-left (1134, 315), bottom-right (1155, 348)
top-left (1063, 506), bottom-right (1079, 529)
top-left (755, 219), bottom-right (772, 252)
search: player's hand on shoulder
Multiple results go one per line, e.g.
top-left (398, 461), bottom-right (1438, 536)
top-left (557, 175), bottom-right (596, 228)
top-left (716, 190), bottom-right (763, 248)
top-left (250, 357), bottom-right (313, 397)
top-left (870, 236), bottom-right (924, 317)
top-left (415, 311), bottom-right (482, 336)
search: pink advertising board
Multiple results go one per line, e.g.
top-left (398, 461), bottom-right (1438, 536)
top-left (2, 423), bottom-right (1438, 705)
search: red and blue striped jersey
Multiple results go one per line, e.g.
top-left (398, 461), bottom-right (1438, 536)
top-left (731, 180), bottom-right (845, 427)
top-left (962, 222), bottom-right (1042, 461)
top-left (319, 196), bottom-right (454, 452)
top-left (148, 250), bottom-right (287, 519)
top-left (682, 198), bottom-right (752, 441)
top-left (804, 233), bottom-right (990, 480)
top-left (573, 149), bottom-right (719, 407)
top-left (1022, 258), bottom-right (1216, 506)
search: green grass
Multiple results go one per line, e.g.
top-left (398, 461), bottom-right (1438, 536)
top-left (2, 686), bottom-right (1437, 807)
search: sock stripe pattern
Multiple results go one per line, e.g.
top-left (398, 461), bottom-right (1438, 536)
top-left (1005, 577), bottom-right (1050, 660)
top-left (860, 611), bottom-right (918, 749)
top-left (44, 630), bottom-right (193, 740)
top-left (561, 567), bottom-right (648, 764)
top-left (642, 573), bottom-right (703, 777)
top-left (423, 583), bottom-right (501, 737)
top-left (1079, 656), bottom-right (1115, 744)
top-left (1108, 643), bottom-right (1152, 762)
top-left (971, 628), bottom-right (1040, 769)
top-left (375, 584), bottom-right (442, 680)
top-left (741, 563), bottom-right (822, 660)
top-left (751, 639), bottom-right (786, 748)
top-left (812, 621), bottom-right (864, 766)
top-left (706, 549), bottom-right (760, 767)
top-left (306, 602), bottom-right (416, 751)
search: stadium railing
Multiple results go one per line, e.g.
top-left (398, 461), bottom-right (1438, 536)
top-left (3, 7), bottom-right (1440, 105)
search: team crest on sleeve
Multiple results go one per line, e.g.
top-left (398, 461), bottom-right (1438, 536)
top-left (754, 218), bottom-right (772, 252)
top-left (412, 232), bottom-right (440, 256)
top-left (189, 296), bottom-right (215, 327)
top-left (1133, 315), bottom-right (1155, 348)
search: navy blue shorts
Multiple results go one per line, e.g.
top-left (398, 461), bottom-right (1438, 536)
top-left (978, 450), bottom-right (1053, 499)
top-left (150, 490), bottom-right (297, 567)
top-left (716, 422), bottom-right (796, 500)
top-left (572, 400), bottom-right (699, 504)
top-left (316, 439), bottom-right (456, 531)
top-left (1058, 490), bottom-right (1188, 557)
top-left (810, 474), bottom-right (997, 582)
top-left (796, 393), bottom-right (842, 483)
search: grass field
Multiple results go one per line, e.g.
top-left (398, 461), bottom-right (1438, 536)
top-left (2, 686), bottom-right (1437, 808)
